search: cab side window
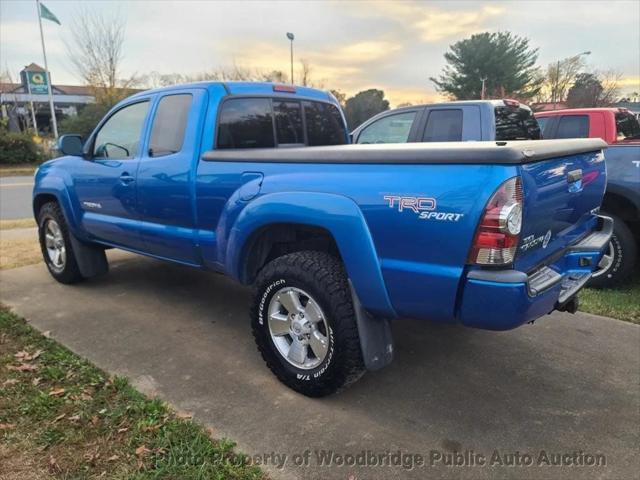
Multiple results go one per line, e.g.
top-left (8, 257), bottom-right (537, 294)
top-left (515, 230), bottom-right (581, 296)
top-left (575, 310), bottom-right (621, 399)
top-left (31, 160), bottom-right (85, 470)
top-left (93, 101), bottom-right (149, 159)
top-left (423, 109), bottom-right (463, 142)
top-left (356, 111), bottom-right (417, 144)
top-left (149, 94), bottom-right (192, 156)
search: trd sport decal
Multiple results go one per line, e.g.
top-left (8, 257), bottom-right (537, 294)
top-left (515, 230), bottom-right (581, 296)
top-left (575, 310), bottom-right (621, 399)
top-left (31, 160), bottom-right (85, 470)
top-left (383, 195), bottom-right (464, 222)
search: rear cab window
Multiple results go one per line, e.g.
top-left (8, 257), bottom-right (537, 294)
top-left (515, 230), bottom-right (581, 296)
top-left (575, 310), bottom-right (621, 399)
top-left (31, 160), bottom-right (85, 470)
top-left (217, 97), bottom-right (347, 149)
top-left (615, 111), bottom-right (640, 141)
top-left (495, 105), bottom-right (541, 140)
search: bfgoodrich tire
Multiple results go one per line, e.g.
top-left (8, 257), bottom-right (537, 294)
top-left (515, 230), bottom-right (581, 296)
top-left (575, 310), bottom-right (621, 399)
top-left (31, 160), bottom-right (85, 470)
top-left (37, 202), bottom-right (84, 284)
top-left (588, 213), bottom-right (637, 288)
top-left (251, 251), bottom-right (365, 397)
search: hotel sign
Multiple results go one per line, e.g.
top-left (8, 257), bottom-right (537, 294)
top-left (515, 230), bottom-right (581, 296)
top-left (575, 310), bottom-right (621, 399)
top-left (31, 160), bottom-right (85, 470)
top-left (27, 71), bottom-right (49, 94)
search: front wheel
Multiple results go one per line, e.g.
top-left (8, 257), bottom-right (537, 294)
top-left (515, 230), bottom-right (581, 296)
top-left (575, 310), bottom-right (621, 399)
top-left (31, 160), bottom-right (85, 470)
top-left (588, 213), bottom-right (637, 288)
top-left (37, 202), bottom-right (84, 284)
top-left (251, 251), bottom-right (365, 397)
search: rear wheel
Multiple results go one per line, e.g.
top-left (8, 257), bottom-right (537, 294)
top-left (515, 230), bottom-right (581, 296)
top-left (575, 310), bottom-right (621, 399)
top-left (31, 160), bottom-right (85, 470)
top-left (37, 202), bottom-right (84, 284)
top-left (588, 213), bottom-right (637, 288)
top-left (251, 251), bottom-right (365, 397)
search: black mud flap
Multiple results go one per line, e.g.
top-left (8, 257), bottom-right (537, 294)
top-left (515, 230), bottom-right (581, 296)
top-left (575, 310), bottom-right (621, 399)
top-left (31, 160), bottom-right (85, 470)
top-left (69, 235), bottom-right (109, 278)
top-left (349, 281), bottom-right (394, 371)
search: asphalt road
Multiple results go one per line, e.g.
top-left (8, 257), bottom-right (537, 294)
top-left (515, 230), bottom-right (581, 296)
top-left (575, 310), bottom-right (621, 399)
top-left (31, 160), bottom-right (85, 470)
top-left (0, 251), bottom-right (638, 480)
top-left (0, 175), bottom-right (34, 220)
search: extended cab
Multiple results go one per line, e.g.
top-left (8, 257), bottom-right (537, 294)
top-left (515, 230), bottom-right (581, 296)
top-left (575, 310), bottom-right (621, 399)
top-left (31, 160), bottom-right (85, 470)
top-left (536, 108), bottom-right (640, 286)
top-left (351, 99), bottom-right (541, 144)
top-left (34, 83), bottom-right (611, 396)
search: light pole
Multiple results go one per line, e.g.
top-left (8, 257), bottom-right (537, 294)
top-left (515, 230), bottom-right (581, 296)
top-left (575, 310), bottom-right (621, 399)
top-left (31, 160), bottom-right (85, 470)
top-left (553, 50), bottom-right (591, 109)
top-left (286, 32), bottom-right (294, 84)
top-left (480, 76), bottom-right (487, 100)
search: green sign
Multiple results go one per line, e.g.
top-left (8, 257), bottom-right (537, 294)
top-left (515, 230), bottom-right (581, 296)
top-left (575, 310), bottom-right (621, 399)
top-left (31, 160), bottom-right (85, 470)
top-left (27, 71), bottom-right (49, 94)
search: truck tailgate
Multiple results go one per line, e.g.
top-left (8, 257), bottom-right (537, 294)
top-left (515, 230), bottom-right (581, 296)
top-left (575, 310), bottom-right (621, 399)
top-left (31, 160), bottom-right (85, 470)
top-left (515, 148), bottom-right (607, 273)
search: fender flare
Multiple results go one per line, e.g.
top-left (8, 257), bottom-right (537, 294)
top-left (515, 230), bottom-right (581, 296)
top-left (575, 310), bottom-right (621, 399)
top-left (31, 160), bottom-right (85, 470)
top-left (33, 174), bottom-right (86, 240)
top-left (224, 191), bottom-right (396, 318)
top-left (33, 176), bottom-right (107, 278)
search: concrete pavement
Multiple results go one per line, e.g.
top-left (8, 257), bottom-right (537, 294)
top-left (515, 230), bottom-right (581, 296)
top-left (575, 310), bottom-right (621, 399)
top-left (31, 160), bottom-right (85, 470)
top-left (0, 251), bottom-right (638, 479)
top-left (0, 175), bottom-right (34, 220)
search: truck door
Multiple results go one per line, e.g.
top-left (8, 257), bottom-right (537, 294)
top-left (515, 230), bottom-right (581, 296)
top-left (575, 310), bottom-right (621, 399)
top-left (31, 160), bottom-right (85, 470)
top-left (136, 89), bottom-right (206, 265)
top-left (75, 99), bottom-right (150, 250)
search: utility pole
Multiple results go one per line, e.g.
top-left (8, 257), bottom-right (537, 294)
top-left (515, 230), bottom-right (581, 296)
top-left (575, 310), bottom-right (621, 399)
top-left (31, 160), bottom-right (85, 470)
top-left (480, 77), bottom-right (487, 100)
top-left (25, 71), bottom-right (39, 135)
top-left (286, 32), bottom-right (295, 84)
top-left (36, 0), bottom-right (58, 138)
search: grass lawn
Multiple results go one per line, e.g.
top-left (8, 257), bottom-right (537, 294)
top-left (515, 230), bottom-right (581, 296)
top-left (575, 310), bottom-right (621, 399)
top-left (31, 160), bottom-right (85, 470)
top-left (0, 218), bottom-right (41, 270)
top-left (0, 218), bottom-right (36, 230)
top-left (0, 164), bottom-right (39, 176)
top-left (0, 307), bottom-right (265, 479)
top-left (579, 271), bottom-right (640, 324)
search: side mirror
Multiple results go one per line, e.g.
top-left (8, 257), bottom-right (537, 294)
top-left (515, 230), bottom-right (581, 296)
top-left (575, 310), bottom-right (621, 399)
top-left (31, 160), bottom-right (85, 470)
top-left (58, 135), bottom-right (83, 156)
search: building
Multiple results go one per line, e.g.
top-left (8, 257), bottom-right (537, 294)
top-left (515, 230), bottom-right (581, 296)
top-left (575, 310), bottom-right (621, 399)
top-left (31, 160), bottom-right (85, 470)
top-left (530, 102), bottom-right (568, 112)
top-left (0, 63), bottom-right (97, 135)
top-left (613, 100), bottom-right (640, 119)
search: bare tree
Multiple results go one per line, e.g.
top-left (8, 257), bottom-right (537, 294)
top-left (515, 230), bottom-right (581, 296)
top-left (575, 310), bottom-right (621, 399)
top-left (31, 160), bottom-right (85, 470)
top-left (330, 89), bottom-right (346, 107)
top-left (299, 59), bottom-right (312, 86)
top-left (537, 56), bottom-right (587, 104)
top-left (597, 69), bottom-right (622, 106)
top-left (66, 10), bottom-right (137, 104)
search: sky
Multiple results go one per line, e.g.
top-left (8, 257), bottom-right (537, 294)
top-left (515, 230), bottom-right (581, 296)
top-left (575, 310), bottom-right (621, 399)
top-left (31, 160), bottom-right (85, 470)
top-left (1, 0), bottom-right (639, 107)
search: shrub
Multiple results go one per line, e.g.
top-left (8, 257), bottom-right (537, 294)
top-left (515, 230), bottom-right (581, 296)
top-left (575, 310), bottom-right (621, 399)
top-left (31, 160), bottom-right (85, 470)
top-left (59, 103), bottom-right (113, 140)
top-left (0, 130), bottom-right (44, 165)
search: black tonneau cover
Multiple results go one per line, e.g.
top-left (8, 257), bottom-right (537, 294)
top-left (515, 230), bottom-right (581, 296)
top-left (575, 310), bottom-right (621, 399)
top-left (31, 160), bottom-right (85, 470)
top-left (202, 138), bottom-right (606, 165)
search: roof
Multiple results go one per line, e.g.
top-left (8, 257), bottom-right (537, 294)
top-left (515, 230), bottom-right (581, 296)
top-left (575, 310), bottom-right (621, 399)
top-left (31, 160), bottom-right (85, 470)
top-left (536, 107), bottom-right (627, 116)
top-left (0, 83), bottom-right (20, 94)
top-left (127, 81), bottom-right (332, 102)
top-left (23, 63), bottom-right (45, 72)
top-left (1, 82), bottom-right (140, 97)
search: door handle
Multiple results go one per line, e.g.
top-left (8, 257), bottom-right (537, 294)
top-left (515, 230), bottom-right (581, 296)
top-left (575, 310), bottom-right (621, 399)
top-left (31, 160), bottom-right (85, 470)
top-left (119, 173), bottom-right (135, 185)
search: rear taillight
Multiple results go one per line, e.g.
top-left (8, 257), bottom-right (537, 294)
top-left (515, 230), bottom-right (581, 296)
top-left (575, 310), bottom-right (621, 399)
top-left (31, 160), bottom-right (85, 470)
top-left (469, 176), bottom-right (523, 265)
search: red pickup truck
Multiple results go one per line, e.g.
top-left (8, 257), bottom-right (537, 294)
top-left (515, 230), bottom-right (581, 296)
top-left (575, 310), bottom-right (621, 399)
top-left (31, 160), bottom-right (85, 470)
top-left (536, 108), bottom-right (640, 287)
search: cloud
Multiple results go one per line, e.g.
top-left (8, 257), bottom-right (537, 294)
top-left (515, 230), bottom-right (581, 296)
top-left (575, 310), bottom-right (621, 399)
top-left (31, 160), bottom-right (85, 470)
top-left (414, 5), bottom-right (505, 42)
top-left (225, 39), bottom-right (402, 91)
top-left (331, 41), bottom-right (402, 63)
top-left (350, 2), bottom-right (505, 43)
top-left (383, 87), bottom-right (444, 108)
top-left (617, 76), bottom-right (640, 89)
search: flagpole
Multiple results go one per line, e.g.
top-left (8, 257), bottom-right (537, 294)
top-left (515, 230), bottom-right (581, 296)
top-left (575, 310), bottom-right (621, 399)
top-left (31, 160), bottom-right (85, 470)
top-left (36, 0), bottom-right (58, 139)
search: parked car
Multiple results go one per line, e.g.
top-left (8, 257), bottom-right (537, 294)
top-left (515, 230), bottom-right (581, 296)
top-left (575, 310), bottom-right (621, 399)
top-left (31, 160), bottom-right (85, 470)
top-left (536, 108), bottom-right (640, 287)
top-left (34, 83), bottom-right (611, 396)
top-left (351, 99), bottom-right (541, 144)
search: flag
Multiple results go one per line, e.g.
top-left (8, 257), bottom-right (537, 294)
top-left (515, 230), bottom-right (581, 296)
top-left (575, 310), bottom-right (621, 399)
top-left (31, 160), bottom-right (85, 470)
top-left (39, 2), bottom-right (61, 25)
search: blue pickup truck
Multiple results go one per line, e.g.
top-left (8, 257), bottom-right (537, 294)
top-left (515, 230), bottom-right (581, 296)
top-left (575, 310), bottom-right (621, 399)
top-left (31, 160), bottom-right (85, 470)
top-left (34, 82), bottom-right (611, 396)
